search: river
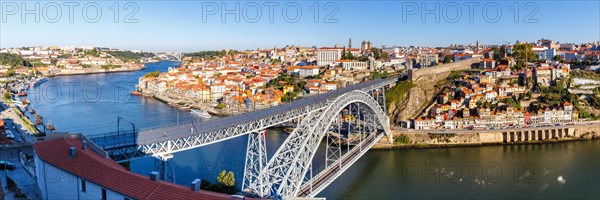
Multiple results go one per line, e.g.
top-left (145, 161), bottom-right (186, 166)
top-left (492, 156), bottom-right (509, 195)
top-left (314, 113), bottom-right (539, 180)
top-left (26, 61), bottom-right (599, 199)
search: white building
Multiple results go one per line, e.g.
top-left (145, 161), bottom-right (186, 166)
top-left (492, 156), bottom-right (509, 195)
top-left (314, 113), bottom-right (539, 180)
top-left (317, 47), bottom-right (343, 66)
top-left (298, 65), bottom-right (321, 77)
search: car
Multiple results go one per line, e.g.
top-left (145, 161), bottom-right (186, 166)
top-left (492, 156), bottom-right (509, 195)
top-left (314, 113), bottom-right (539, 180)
top-left (0, 161), bottom-right (17, 170)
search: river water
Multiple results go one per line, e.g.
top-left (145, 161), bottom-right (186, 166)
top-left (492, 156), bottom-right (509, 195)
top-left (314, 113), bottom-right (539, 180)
top-left (26, 61), bottom-right (599, 199)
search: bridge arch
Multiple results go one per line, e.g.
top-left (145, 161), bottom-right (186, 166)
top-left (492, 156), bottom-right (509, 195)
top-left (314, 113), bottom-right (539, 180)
top-left (247, 90), bottom-right (390, 198)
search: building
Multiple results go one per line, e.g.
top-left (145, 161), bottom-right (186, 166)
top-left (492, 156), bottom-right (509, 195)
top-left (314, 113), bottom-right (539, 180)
top-left (479, 59), bottom-right (496, 69)
top-left (34, 135), bottom-right (230, 200)
top-left (418, 53), bottom-right (438, 67)
top-left (298, 65), bottom-right (321, 77)
top-left (317, 47), bottom-right (343, 66)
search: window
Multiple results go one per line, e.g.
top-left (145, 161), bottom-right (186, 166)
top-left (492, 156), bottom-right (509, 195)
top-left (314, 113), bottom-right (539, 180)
top-left (101, 188), bottom-right (107, 200)
top-left (80, 180), bottom-right (86, 192)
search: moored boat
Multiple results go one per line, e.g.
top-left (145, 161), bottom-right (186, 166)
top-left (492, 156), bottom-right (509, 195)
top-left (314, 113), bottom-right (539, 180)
top-left (191, 109), bottom-right (211, 119)
top-left (130, 90), bottom-right (142, 96)
top-left (46, 124), bottom-right (56, 131)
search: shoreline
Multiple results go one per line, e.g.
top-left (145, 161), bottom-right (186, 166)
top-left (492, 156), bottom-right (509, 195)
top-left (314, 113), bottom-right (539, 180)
top-left (49, 67), bottom-right (146, 77)
top-left (371, 135), bottom-right (600, 150)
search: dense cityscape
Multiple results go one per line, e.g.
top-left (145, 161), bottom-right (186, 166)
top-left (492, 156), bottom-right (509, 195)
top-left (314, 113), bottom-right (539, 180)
top-left (1, 0), bottom-right (599, 198)
top-left (0, 37), bottom-right (599, 199)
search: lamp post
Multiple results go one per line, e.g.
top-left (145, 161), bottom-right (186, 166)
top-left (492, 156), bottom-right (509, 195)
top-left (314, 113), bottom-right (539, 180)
top-left (117, 116), bottom-right (122, 134)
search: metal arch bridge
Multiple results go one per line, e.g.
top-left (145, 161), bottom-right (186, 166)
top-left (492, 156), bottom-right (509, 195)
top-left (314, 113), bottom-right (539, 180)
top-left (88, 76), bottom-right (400, 198)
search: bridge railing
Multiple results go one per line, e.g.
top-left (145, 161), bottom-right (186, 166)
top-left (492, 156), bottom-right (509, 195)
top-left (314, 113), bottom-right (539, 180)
top-left (88, 130), bottom-right (137, 149)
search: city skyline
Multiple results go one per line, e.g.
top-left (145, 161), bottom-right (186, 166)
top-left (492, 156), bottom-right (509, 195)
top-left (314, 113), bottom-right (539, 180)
top-left (1, 1), bottom-right (599, 51)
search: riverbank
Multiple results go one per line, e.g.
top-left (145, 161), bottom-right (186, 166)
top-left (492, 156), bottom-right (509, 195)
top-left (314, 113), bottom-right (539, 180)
top-left (49, 66), bottom-right (146, 77)
top-left (373, 126), bottom-right (600, 150)
top-left (148, 93), bottom-right (234, 117)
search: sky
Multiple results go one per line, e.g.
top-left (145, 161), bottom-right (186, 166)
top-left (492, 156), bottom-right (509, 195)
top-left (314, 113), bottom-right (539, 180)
top-left (1, 0), bottom-right (599, 52)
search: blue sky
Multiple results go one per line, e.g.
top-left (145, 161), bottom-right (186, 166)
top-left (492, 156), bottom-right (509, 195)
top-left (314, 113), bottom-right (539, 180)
top-left (1, 0), bottom-right (599, 52)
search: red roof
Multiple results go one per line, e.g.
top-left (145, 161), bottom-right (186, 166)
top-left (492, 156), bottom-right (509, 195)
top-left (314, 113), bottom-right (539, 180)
top-left (33, 137), bottom-right (230, 200)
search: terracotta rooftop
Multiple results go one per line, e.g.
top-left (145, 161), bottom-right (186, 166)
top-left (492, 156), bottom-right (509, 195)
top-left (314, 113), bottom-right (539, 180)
top-left (33, 137), bottom-right (231, 200)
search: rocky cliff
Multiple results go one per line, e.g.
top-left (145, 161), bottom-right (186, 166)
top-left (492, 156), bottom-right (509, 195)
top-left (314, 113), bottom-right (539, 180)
top-left (387, 71), bottom-right (450, 124)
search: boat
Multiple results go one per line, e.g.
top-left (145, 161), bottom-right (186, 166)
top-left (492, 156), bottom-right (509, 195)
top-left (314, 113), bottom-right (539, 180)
top-left (35, 114), bottom-right (43, 120)
top-left (130, 90), bottom-right (142, 96)
top-left (29, 109), bottom-right (35, 114)
top-left (17, 91), bottom-right (27, 97)
top-left (46, 124), bottom-right (56, 131)
top-left (35, 119), bottom-right (43, 125)
top-left (191, 109), bottom-right (211, 119)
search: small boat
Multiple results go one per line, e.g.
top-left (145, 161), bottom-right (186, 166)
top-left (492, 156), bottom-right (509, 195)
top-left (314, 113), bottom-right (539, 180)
top-left (191, 109), bottom-right (211, 119)
top-left (46, 124), bottom-right (56, 131)
top-left (35, 119), bottom-right (43, 125)
top-left (130, 90), bottom-right (142, 96)
top-left (35, 114), bottom-right (43, 120)
top-left (29, 109), bottom-right (35, 114)
top-left (17, 91), bottom-right (27, 97)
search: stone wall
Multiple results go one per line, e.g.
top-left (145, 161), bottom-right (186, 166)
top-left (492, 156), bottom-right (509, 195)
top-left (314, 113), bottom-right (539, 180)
top-left (409, 57), bottom-right (482, 82)
top-left (390, 123), bottom-right (600, 146)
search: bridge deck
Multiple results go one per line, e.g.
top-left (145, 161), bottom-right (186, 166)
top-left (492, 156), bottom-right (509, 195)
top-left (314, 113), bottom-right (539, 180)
top-left (90, 76), bottom-right (398, 149)
top-left (298, 132), bottom-right (383, 197)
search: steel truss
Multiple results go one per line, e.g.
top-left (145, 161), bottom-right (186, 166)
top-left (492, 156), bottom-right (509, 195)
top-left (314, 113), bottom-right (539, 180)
top-left (247, 90), bottom-right (391, 198)
top-left (242, 130), bottom-right (268, 197)
top-left (95, 77), bottom-right (398, 162)
top-left (153, 154), bottom-right (175, 182)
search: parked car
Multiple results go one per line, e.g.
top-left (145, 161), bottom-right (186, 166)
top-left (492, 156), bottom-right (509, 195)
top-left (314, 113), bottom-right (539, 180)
top-left (0, 161), bottom-right (16, 170)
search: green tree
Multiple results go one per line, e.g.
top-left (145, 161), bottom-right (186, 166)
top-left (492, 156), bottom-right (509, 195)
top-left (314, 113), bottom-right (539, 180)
top-left (443, 56), bottom-right (452, 63)
top-left (217, 170), bottom-right (235, 187)
top-left (512, 43), bottom-right (538, 63)
top-left (215, 103), bottom-right (225, 109)
top-left (553, 55), bottom-right (562, 62)
top-left (144, 71), bottom-right (161, 78)
top-left (3, 92), bottom-right (11, 100)
top-left (371, 47), bottom-right (380, 59)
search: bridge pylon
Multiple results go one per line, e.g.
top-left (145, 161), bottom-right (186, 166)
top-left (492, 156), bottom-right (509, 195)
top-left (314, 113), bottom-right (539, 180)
top-left (153, 154), bottom-right (175, 183)
top-left (242, 130), bottom-right (268, 197)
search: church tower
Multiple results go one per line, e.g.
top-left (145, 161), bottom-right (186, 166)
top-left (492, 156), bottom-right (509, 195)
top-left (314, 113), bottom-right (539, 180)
top-left (349, 38), bottom-right (353, 49)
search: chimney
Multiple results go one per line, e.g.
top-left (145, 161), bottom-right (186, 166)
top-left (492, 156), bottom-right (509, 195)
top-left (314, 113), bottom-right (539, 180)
top-left (82, 141), bottom-right (88, 150)
top-left (149, 171), bottom-right (160, 181)
top-left (69, 147), bottom-right (76, 158)
top-left (191, 179), bottom-right (201, 191)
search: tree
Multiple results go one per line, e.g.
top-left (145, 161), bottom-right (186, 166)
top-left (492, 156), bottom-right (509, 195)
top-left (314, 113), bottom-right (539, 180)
top-left (371, 47), bottom-right (380, 59)
top-left (3, 92), bottom-right (11, 100)
top-left (215, 103), bottom-right (225, 109)
top-left (217, 170), bottom-right (235, 187)
top-left (144, 71), bottom-right (161, 78)
top-left (511, 43), bottom-right (538, 63)
top-left (553, 55), bottom-right (562, 62)
top-left (443, 56), bottom-right (452, 63)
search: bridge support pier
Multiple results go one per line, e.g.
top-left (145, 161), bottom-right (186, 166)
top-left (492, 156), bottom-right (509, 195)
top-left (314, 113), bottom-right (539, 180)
top-left (153, 154), bottom-right (175, 183)
top-left (242, 130), bottom-right (268, 197)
